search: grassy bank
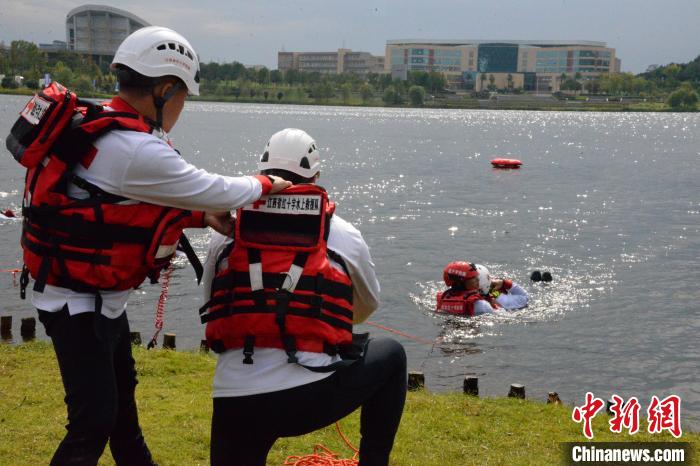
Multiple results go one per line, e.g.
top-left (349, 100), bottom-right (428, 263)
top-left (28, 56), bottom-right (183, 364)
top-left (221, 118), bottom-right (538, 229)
top-left (0, 342), bottom-right (696, 465)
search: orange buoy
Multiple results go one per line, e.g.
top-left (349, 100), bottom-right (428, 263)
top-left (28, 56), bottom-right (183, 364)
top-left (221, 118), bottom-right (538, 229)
top-left (491, 158), bottom-right (522, 169)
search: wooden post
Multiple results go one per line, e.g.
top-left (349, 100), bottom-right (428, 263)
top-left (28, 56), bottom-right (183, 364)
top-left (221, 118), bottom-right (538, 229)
top-left (508, 383), bottom-right (525, 399)
top-left (200, 339), bottom-right (209, 353)
top-left (162, 333), bottom-right (176, 350)
top-left (463, 376), bottom-right (479, 396)
top-left (20, 317), bottom-right (36, 342)
top-left (547, 392), bottom-right (562, 404)
top-left (1, 315), bottom-right (12, 338)
top-left (407, 371), bottom-right (425, 391)
top-left (130, 332), bottom-right (142, 346)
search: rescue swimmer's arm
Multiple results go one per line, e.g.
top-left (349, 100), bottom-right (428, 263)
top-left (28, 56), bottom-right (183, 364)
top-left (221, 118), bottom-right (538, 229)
top-left (120, 138), bottom-right (285, 212)
top-left (496, 282), bottom-right (529, 310)
top-left (327, 216), bottom-right (380, 324)
top-left (472, 300), bottom-right (495, 316)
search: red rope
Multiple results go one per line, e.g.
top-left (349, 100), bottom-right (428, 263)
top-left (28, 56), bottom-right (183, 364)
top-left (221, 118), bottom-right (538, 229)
top-left (365, 321), bottom-right (435, 346)
top-left (1, 268), bottom-right (21, 287)
top-left (147, 263), bottom-right (173, 349)
top-left (284, 422), bottom-right (358, 466)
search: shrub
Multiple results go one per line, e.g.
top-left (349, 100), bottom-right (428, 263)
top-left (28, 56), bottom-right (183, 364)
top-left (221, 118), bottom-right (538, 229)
top-left (1, 76), bottom-right (18, 88)
top-left (408, 85), bottom-right (425, 106)
top-left (667, 84), bottom-right (698, 111)
top-left (382, 85), bottom-right (402, 105)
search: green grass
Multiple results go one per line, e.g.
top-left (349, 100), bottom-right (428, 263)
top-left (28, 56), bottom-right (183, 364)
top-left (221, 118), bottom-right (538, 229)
top-left (0, 342), bottom-right (696, 465)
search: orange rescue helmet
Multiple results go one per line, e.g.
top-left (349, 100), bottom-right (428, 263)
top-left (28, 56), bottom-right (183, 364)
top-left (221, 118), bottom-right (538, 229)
top-left (443, 261), bottom-right (479, 287)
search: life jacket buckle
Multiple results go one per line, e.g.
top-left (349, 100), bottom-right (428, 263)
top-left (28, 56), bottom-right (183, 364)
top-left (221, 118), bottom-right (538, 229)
top-left (280, 272), bottom-right (294, 291)
top-left (19, 265), bottom-right (30, 300)
top-left (242, 335), bottom-right (255, 364)
top-left (283, 335), bottom-right (298, 364)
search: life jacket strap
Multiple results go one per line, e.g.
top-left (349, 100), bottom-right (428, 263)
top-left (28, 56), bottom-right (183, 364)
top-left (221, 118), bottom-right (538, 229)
top-left (211, 271), bottom-right (353, 303)
top-left (276, 252), bottom-right (310, 365)
top-left (19, 265), bottom-right (29, 300)
top-left (281, 252), bottom-right (308, 293)
top-left (68, 174), bottom-right (131, 203)
top-left (247, 248), bottom-right (266, 311)
top-left (242, 335), bottom-right (255, 364)
top-left (298, 332), bottom-right (369, 373)
top-left (282, 334), bottom-right (298, 364)
top-left (34, 254), bottom-right (52, 293)
top-left (177, 234), bottom-right (203, 284)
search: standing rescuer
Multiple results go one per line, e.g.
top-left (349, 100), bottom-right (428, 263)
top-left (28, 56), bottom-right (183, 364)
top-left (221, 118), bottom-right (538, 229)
top-left (6, 26), bottom-right (290, 466)
top-left (200, 128), bottom-right (407, 466)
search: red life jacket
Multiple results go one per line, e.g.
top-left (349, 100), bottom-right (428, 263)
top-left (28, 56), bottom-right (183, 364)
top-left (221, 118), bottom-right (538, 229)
top-left (8, 84), bottom-right (203, 296)
top-left (200, 184), bottom-right (355, 365)
top-left (435, 288), bottom-right (500, 316)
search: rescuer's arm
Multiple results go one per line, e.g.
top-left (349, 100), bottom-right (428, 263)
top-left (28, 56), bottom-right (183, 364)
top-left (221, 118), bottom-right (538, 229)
top-left (327, 216), bottom-right (380, 324)
top-left (119, 138), bottom-right (288, 212)
top-left (202, 212), bottom-right (234, 236)
top-left (202, 232), bottom-right (232, 302)
top-left (472, 299), bottom-right (495, 315)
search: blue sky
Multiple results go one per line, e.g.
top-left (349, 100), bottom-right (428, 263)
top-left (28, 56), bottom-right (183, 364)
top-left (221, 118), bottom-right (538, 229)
top-left (1, 0), bottom-right (698, 73)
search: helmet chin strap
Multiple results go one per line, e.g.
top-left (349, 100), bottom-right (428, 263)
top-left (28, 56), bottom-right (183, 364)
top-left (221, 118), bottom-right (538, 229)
top-left (152, 81), bottom-right (182, 129)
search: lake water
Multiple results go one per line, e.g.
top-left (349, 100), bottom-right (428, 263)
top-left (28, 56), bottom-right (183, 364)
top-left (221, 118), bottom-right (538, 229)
top-left (1, 95), bottom-right (698, 430)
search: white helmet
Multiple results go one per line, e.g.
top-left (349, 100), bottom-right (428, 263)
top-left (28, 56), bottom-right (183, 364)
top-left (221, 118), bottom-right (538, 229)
top-left (112, 26), bottom-right (200, 95)
top-left (259, 128), bottom-right (321, 178)
top-left (475, 264), bottom-right (491, 294)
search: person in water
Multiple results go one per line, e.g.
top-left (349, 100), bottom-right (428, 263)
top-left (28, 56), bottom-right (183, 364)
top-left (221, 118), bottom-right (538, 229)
top-left (14, 26), bottom-right (291, 466)
top-left (201, 128), bottom-right (407, 466)
top-left (475, 264), bottom-right (529, 310)
top-left (435, 262), bottom-right (528, 316)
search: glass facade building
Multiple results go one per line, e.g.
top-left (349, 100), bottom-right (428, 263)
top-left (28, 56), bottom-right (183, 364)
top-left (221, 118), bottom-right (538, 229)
top-left (386, 40), bottom-right (619, 90)
top-left (477, 44), bottom-right (518, 73)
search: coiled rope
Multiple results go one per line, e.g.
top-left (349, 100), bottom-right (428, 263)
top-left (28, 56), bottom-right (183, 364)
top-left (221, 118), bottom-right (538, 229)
top-left (284, 422), bottom-right (359, 466)
top-left (147, 263), bottom-right (174, 349)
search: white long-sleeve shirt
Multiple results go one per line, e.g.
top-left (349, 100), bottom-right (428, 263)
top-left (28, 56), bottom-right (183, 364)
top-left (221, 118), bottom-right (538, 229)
top-left (473, 282), bottom-right (529, 315)
top-left (203, 214), bottom-right (380, 397)
top-left (32, 99), bottom-right (265, 318)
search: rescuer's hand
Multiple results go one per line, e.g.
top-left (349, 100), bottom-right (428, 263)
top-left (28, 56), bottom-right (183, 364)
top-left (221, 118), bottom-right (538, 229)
top-left (205, 211), bottom-right (234, 236)
top-left (268, 175), bottom-right (292, 194)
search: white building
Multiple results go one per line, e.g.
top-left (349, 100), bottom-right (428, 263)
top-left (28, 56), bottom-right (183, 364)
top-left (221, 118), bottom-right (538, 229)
top-left (66, 5), bottom-right (150, 65)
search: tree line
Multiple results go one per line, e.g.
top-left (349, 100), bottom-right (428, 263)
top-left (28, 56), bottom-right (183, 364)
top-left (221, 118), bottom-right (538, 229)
top-left (1, 39), bottom-right (698, 109)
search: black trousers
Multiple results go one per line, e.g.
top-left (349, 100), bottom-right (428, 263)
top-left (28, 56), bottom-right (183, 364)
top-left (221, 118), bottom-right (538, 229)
top-left (38, 307), bottom-right (155, 466)
top-left (210, 337), bottom-right (407, 466)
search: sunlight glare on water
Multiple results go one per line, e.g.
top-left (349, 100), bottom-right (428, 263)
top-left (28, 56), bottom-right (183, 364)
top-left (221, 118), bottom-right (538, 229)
top-left (0, 97), bottom-right (698, 428)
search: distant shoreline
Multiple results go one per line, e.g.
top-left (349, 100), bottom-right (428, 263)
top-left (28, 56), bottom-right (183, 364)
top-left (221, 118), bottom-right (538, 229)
top-left (1, 88), bottom-right (692, 112)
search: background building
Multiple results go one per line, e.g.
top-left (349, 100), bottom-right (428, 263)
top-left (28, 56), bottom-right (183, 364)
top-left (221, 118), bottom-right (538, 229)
top-left (386, 40), bottom-right (619, 91)
top-left (66, 5), bottom-right (150, 66)
top-left (278, 49), bottom-right (384, 75)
